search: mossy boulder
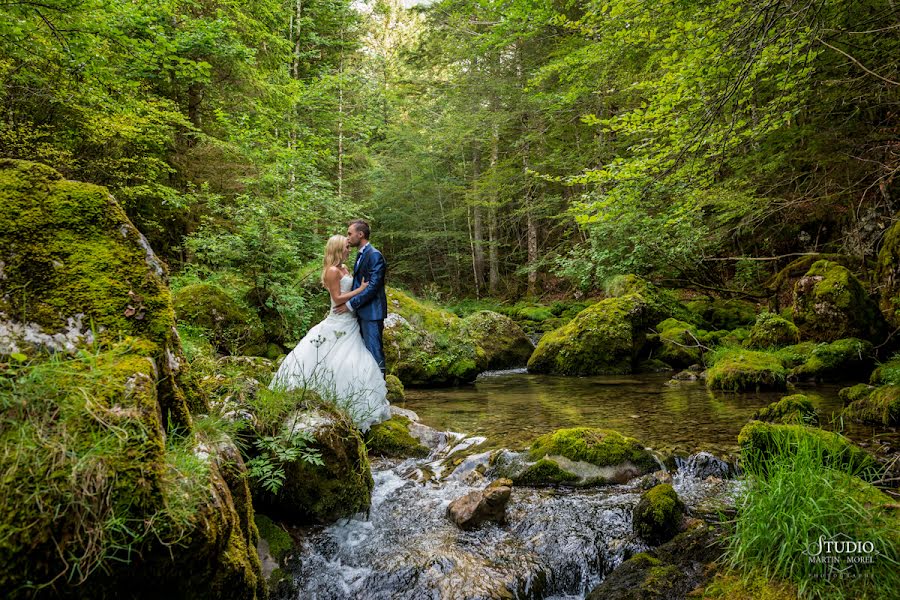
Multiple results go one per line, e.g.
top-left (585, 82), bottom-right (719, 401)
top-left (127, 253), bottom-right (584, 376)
top-left (745, 313), bottom-right (800, 349)
top-left (173, 283), bottom-right (266, 356)
top-left (385, 374), bottom-right (405, 402)
top-left (706, 349), bottom-right (787, 392)
top-left (839, 383), bottom-right (875, 405)
top-left (791, 260), bottom-right (888, 343)
top-left (875, 219), bottom-right (900, 327)
top-left (365, 415), bottom-right (430, 458)
top-left (652, 318), bottom-right (702, 368)
top-left (787, 338), bottom-right (875, 382)
top-left (632, 484), bottom-right (685, 545)
top-left (843, 385), bottom-right (900, 426)
top-left (252, 409), bottom-right (373, 524)
top-left (461, 310), bottom-right (534, 370)
top-left (382, 288), bottom-right (482, 385)
top-left (0, 159), bottom-right (192, 428)
top-left (684, 297), bottom-right (757, 330)
top-left (587, 521), bottom-right (725, 600)
top-left (528, 277), bottom-right (694, 376)
top-left (0, 344), bottom-right (263, 598)
top-left (870, 357), bottom-right (900, 385)
top-left (737, 421), bottom-right (879, 479)
top-left (514, 428), bottom-right (659, 486)
top-left (751, 394), bottom-right (819, 425)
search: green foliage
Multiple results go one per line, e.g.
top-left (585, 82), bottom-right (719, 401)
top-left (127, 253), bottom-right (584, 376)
top-left (247, 430), bottom-right (324, 494)
top-left (729, 426), bottom-right (899, 599)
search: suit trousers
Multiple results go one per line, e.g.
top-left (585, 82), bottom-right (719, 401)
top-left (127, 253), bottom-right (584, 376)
top-left (359, 318), bottom-right (386, 375)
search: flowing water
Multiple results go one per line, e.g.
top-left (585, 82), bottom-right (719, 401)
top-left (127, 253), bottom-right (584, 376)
top-left (287, 371), bottom-right (891, 600)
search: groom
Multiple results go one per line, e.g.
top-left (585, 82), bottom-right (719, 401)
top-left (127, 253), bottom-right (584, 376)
top-left (336, 219), bottom-right (387, 376)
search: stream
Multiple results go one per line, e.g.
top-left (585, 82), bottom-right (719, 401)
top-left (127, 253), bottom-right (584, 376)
top-left (284, 371), bottom-right (890, 599)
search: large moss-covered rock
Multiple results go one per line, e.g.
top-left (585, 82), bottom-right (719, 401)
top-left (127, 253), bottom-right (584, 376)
top-left (0, 159), bottom-right (192, 428)
top-left (843, 385), bottom-right (900, 426)
top-left (870, 357), bottom-right (900, 385)
top-left (513, 428), bottom-right (659, 486)
top-left (751, 394), bottom-right (818, 425)
top-left (875, 220), bottom-right (900, 327)
top-left (461, 310), bottom-right (534, 370)
top-left (587, 521), bottom-right (725, 600)
top-left (787, 338), bottom-right (875, 382)
top-left (791, 260), bottom-right (888, 343)
top-left (652, 318), bottom-right (702, 368)
top-left (737, 421), bottom-right (879, 479)
top-left (253, 409), bottom-right (373, 524)
top-left (528, 276), bottom-right (700, 376)
top-left (365, 415), bottom-right (430, 458)
top-left (383, 288), bottom-right (481, 385)
top-left (706, 349), bottom-right (787, 392)
top-left (385, 373), bottom-right (405, 402)
top-left (0, 344), bottom-right (262, 599)
top-left (632, 484), bottom-right (685, 545)
top-left (173, 283), bottom-right (265, 356)
top-left (745, 313), bottom-right (800, 349)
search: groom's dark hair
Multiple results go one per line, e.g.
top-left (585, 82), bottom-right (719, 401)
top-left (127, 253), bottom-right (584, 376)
top-left (350, 219), bottom-right (370, 240)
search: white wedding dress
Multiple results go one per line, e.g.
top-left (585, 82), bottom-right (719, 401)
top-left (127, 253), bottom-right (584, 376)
top-left (269, 274), bottom-right (391, 432)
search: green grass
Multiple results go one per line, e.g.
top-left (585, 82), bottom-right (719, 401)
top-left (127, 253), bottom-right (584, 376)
top-left (727, 431), bottom-right (899, 599)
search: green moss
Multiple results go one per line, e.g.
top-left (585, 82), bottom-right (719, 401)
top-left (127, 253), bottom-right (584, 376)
top-left (870, 356), bottom-right (900, 385)
top-left (745, 313), bottom-right (800, 349)
top-left (700, 569), bottom-right (798, 600)
top-left (751, 394), bottom-right (818, 425)
top-left (791, 260), bottom-right (888, 343)
top-left (605, 275), bottom-right (702, 325)
top-left (365, 415), bottom-right (429, 458)
top-left (385, 374), bottom-right (405, 402)
top-left (737, 421), bottom-right (880, 479)
top-left (528, 427), bottom-right (658, 473)
top-left (843, 385), bottom-right (900, 426)
top-left (383, 287), bottom-right (482, 385)
top-left (839, 383), bottom-right (873, 405)
top-left (788, 338), bottom-right (875, 382)
top-left (771, 341), bottom-right (816, 369)
top-left (173, 283), bottom-right (266, 356)
top-left (461, 310), bottom-right (534, 370)
top-left (685, 297), bottom-right (757, 330)
top-left (653, 318), bottom-right (702, 368)
top-left (0, 159), bottom-right (191, 429)
top-left (254, 411), bottom-right (374, 524)
top-left (254, 514), bottom-right (293, 564)
top-left (633, 484), bottom-right (685, 545)
top-left (706, 349), bottom-right (787, 392)
top-left (875, 220), bottom-right (900, 327)
top-left (513, 458), bottom-right (581, 486)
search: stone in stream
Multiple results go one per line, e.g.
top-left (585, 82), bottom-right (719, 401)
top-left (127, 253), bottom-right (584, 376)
top-left (632, 483), bottom-right (686, 546)
top-left (447, 478), bottom-right (513, 530)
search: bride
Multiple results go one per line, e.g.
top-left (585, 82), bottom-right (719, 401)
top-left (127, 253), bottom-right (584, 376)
top-left (269, 235), bottom-right (391, 432)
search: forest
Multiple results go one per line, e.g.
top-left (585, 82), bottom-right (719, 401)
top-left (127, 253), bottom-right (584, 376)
top-left (1, 0), bottom-right (899, 599)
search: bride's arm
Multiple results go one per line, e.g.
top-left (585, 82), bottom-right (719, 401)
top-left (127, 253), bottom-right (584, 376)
top-left (324, 267), bottom-right (368, 305)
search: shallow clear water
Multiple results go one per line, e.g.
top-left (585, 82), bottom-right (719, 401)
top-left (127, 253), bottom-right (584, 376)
top-left (398, 371), bottom-right (885, 457)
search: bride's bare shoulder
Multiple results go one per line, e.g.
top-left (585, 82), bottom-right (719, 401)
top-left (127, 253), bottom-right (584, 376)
top-left (324, 265), bottom-right (343, 281)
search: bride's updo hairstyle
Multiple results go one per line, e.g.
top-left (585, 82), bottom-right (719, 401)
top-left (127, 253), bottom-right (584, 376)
top-left (321, 234), bottom-right (348, 285)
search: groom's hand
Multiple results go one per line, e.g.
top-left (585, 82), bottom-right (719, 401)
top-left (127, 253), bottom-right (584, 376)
top-left (334, 303), bottom-right (350, 314)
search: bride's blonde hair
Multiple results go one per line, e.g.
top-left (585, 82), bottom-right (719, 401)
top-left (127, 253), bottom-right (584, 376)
top-left (321, 234), bottom-right (347, 285)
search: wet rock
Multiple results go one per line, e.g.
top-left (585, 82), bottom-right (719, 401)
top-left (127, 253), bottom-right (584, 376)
top-left (385, 374), bottom-right (405, 402)
top-left (366, 415), bottom-right (431, 458)
top-left (671, 369), bottom-right (699, 381)
top-left (652, 318), bottom-right (703, 368)
top-left (791, 260), bottom-right (888, 343)
top-left (843, 384), bottom-right (900, 426)
top-left (632, 484), bottom-right (685, 545)
top-left (586, 520), bottom-right (724, 600)
top-left (751, 393), bottom-right (819, 425)
top-left (511, 428), bottom-right (659, 487)
top-left (787, 337), bottom-right (875, 382)
top-left (447, 478), bottom-right (512, 530)
top-left (679, 452), bottom-right (735, 480)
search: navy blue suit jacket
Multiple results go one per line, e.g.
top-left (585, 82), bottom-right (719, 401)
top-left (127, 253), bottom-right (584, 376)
top-left (349, 243), bottom-right (387, 321)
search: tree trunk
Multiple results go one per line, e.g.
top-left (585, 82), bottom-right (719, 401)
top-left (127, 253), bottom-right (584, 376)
top-left (472, 149), bottom-right (485, 289)
top-left (488, 123), bottom-right (500, 295)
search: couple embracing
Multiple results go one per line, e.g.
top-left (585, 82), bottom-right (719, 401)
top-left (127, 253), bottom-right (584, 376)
top-left (270, 220), bottom-right (391, 432)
